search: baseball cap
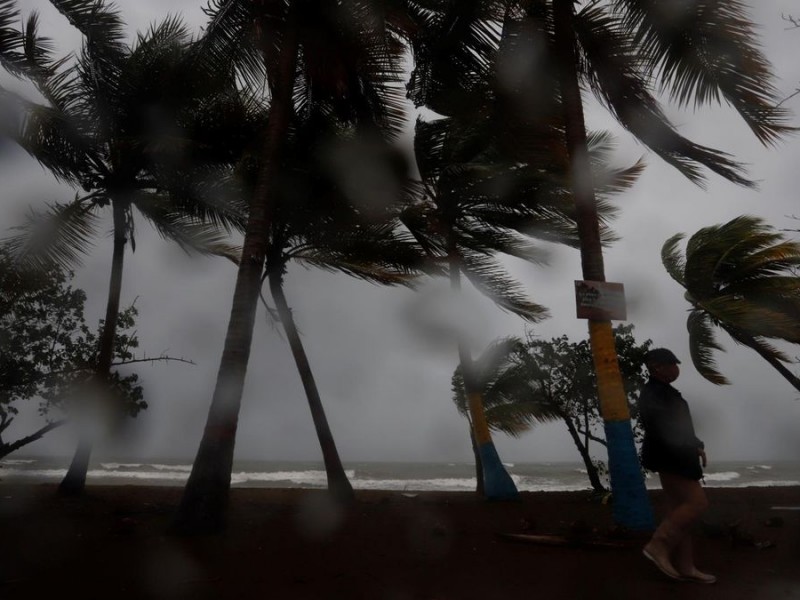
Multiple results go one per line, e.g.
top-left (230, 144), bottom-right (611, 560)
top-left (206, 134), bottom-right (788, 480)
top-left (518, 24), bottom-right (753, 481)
top-left (645, 348), bottom-right (681, 365)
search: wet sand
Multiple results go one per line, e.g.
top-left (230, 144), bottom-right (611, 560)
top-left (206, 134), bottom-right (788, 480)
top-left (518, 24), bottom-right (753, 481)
top-left (1, 484), bottom-right (799, 599)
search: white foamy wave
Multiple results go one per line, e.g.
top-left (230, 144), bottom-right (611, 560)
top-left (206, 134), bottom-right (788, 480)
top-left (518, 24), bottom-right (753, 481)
top-left (100, 463), bottom-right (143, 469)
top-left (503, 463), bottom-right (515, 468)
top-left (150, 464), bottom-right (192, 472)
top-left (518, 477), bottom-right (590, 493)
top-left (231, 469), bottom-right (356, 487)
top-left (354, 477), bottom-right (477, 491)
top-left (0, 468), bottom-right (66, 478)
top-left (0, 459), bottom-right (37, 465)
top-left (703, 471), bottom-right (740, 482)
top-left (729, 480), bottom-right (800, 488)
top-left (746, 465), bottom-right (773, 471)
top-left (88, 469), bottom-right (190, 481)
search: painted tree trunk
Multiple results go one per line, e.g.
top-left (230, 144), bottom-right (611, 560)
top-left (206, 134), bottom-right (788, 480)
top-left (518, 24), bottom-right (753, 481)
top-left (552, 0), bottom-right (652, 530)
top-left (269, 271), bottom-right (355, 502)
top-left (470, 429), bottom-right (485, 496)
top-left (173, 15), bottom-right (300, 534)
top-left (562, 414), bottom-right (605, 492)
top-left (448, 253), bottom-right (517, 500)
top-left (58, 200), bottom-right (127, 496)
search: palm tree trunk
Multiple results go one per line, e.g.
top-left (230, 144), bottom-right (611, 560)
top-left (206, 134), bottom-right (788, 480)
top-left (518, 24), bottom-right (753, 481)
top-left (562, 414), bottom-right (605, 493)
top-left (469, 429), bottom-right (485, 496)
top-left (733, 330), bottom-right (800, 393)
top-left (552, 0), bottom-right (652, 530)
top-left (59, 200), bottom-right (127, 496)
top-left (448, 251), bottom-right (517, 500)
top-left (173, 12), bottom-right (300, 535)
top-left (269, 271), bottom-right (355, 502)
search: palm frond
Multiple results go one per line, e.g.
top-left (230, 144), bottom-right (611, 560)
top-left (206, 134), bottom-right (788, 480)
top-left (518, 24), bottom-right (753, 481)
top-left (2, 198), bottom-right (99, 271)
top-left (0, 0), bottom-right (25, 76)
top-left (660, 232), bottom-right (686, 286)
top-left (407, 0), bottom-right (505, 114)
top-left (575, 3), bottom-right (752, 188)
top-left (461, 250), bottom-right (549, 322)
top-left (700, 296), bottom-right (800, 343)
top-left (473, 336), bottom-right (525, 386)
top-left (615, 0), bottom-right (793, 145)
top-left (9, 95), bottom-right (95, 187)
top-left (49, 0), bottom-right (127, 59)
top-left (724, 326), bottom-right (792, 364)
top-left (134, 193), bottom-right (240, 262)
top-left (686, 309), bottom-right (729, 385)
top-left (195, 0), bottom-right (265, 92)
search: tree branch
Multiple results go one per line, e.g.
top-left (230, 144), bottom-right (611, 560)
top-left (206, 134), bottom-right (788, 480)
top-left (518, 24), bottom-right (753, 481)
top-left (0, 419), bottom-right (67, 459)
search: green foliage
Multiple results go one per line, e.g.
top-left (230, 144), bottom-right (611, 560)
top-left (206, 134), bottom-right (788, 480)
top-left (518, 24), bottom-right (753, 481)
top-left (452, 324), bottom-right (651, 489)
top-left (0, 251), bottom-right (145, 441)
top-left (661, 215), bottom-right (800, 388)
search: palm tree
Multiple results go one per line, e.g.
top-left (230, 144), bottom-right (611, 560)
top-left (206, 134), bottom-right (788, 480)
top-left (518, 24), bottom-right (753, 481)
top-left (451, 337), bottom-right (561, 494)
top-left (1, 1), bottom-right (241, 495)
top-left (532, 0), bottom-right (792, 529)
top-left (253, 111), bottom-right (428, 503)
top-left (662, 215), bottom-right (800, 392)
top-left (405, 0), bottom-right (647, 500)
top-left (175, 0), bottom-right (416, 533)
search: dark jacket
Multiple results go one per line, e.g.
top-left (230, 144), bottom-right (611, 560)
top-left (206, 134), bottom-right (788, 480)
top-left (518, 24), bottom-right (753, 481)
top-left (638, 377), bottom-right (704, 480)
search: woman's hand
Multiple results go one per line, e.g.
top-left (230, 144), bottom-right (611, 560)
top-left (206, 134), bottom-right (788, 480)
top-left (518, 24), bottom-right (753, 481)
top-left (698, 448), bottom-right (707, 468)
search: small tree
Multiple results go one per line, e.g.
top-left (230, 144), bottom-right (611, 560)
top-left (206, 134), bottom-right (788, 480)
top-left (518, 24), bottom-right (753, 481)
top-left (453, 325), bottom-right (651, 493)
top-left (520, 325), bottom-right (651, 493)
top-left (0, 249), bottom-right (145, 459)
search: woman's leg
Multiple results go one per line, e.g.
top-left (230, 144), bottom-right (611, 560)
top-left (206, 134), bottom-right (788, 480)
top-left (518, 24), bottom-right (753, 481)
top-left (657, 473), bottom-right (715, 583)
top-left (643, 472), bottom-right (708, 579)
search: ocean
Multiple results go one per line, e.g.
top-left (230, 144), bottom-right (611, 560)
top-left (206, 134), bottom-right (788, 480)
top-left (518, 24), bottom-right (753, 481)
top-left (2, 457), bottom-right (799, 492)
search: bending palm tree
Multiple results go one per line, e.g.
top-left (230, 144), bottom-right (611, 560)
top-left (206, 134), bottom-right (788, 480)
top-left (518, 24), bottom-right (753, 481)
top-left (451, 337), bottom-right (562, 494)
top-left (176, 0), bottom-right (415, 533)
top-left (257, 111), bottom-right (426, 502)
top-left (1, 2), bottom-right (240, 495)
top-left (540, 0), bottom-right (792, 529)
top-left (662, 215), bottom-right (800, 392)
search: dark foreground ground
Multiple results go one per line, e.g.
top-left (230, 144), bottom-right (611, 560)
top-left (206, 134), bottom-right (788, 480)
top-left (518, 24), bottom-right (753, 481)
top-left (1, 484), bottom-right (799, 599)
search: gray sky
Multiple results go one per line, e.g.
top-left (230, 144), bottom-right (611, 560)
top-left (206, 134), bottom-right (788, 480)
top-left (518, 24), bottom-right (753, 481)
top-left (4, 0), bottom-right (800, 466)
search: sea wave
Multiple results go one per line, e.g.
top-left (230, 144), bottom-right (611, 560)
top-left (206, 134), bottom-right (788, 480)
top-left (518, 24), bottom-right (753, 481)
top-left (0, 459), bottom-right (37, 465)
top-left (151, 464), bottom-right (192, 472)
top-left (703, 471), bottom-right (740, 482)
top-left (729, 480), bottom-right (800, 488)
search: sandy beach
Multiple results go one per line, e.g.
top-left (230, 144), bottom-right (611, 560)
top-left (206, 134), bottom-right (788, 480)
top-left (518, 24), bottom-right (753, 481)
top-left (1, 484), bottom-right (798, 599)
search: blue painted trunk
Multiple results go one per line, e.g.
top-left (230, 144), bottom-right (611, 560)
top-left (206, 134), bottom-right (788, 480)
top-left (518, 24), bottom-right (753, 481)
top-left (478, 441), bottom-right (519, 500)
top-left (604, 420), bottom-right (654, 531)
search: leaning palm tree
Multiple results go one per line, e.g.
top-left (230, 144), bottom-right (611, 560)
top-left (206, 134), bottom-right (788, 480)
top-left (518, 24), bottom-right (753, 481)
top-left (253, 112), bottom-right (428, 502)
top-left (662, 215), bottom-right (800, 392)
top-left (519, 0), bottom-right (793, 529)
top-left (175, 0), bottom-right (416, 533)
top-left (451, 337), bottom-right (562, 494)
top-left (405, 0), bottom-right (642, 500)
top-left (1, 2), bottom-right (241, 495)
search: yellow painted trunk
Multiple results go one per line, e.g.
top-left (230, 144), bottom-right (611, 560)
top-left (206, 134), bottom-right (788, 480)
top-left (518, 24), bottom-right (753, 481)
top-left (588, 320), bottom-right (630, 422)
top-left (468, 391), bottom-right (492, 446)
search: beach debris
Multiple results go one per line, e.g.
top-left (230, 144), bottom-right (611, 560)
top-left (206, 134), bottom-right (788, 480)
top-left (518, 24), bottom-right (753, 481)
top-left (497, 532), bottom-right (634, 549)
